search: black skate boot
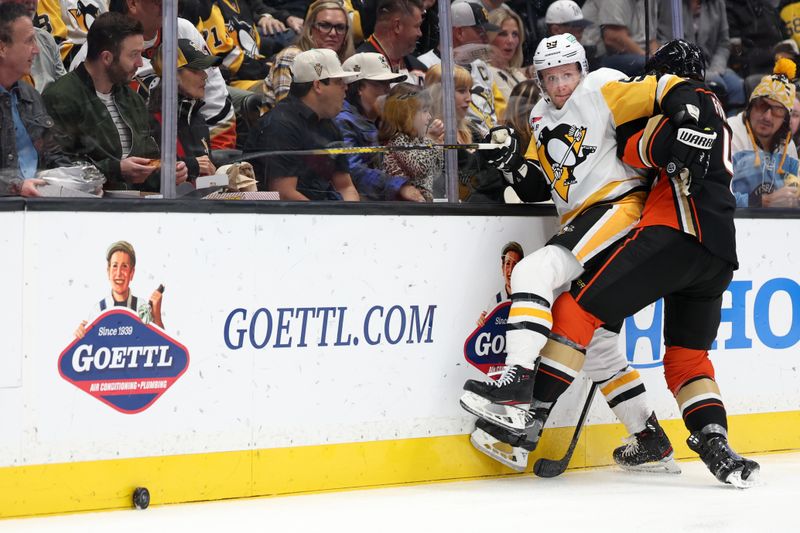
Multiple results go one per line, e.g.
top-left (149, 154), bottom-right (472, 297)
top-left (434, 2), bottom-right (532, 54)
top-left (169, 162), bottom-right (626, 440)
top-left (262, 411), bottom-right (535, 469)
top-left (613, 412), bottom-right (681, 474)
top-left (470, 412), bottom-right (547, 471)
top-left (687, 424), bottom-right (760, 489)
top-left (460, 365), bottom-right (535, 433)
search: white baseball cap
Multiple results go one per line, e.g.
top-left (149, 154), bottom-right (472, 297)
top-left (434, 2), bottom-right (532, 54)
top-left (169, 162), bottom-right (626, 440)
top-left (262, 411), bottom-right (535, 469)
top-left (291, 48), bottom-right (357, 83)
top-left (342, 53), bottom-right (407, 83)
top-left (545, 0), bottom-right (592, 28)
top-left (451, 1), bottom-right (500, 30)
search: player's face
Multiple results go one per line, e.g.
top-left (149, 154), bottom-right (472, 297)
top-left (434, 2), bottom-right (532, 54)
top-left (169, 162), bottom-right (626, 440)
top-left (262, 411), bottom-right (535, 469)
top-left (0, 16), bottom-right (38, 82)
top-left (107, 251), bottom-right (135, 300)
top-left (749, 97), bottom-right (787, 140)
top-left (540, 63), bottom-right (581, 109)
top-left (502, 251), bottom-right (521, 285)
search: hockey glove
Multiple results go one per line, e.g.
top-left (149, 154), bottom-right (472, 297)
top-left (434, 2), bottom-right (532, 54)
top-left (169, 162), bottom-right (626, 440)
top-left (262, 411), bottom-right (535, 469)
top-left (482, 126), bottom-right (523, 172)
top-left (666, 125), bottom-right (716, 195)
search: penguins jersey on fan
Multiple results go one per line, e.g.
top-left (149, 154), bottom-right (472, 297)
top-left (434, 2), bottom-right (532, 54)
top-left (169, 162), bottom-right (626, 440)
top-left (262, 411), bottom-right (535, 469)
top-left (35, 0), bottom-right (108, 71)
top-left (524, 68), bottom-right (686, 226)
top-left (189, 0), bottom-right (269, 88)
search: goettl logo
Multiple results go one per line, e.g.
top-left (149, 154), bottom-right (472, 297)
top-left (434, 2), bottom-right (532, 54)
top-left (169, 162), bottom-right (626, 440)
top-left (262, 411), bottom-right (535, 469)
top-left (464, 301), bottom-right (510, 379)
top-left (58, 309), bottom-right (189, 414)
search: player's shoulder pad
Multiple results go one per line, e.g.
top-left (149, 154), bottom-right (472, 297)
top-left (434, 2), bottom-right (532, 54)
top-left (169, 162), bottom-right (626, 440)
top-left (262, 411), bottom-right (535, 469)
top-left (584, 68), bottom-right (627, 92)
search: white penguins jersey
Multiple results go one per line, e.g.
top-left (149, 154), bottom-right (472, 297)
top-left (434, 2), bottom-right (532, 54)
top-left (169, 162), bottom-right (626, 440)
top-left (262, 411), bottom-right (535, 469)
top-left (525, 68), bottom-right (686, 225)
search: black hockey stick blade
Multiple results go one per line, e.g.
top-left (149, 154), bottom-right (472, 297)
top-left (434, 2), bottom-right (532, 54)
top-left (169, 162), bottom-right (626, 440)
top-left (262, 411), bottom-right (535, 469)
top-left (533, 382), bottom-right (598, 478)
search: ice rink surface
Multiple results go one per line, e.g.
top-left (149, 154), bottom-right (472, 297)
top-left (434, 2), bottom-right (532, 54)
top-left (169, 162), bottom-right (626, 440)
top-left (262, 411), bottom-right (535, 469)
top-left (5, 452), bottom-right (799, 533)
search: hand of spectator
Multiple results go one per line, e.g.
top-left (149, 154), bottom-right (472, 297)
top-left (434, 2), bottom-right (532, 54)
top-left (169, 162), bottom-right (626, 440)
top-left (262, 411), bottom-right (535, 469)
top-left (426, 119), bottom-right (444, 142)
top-left (286, 16), bottom-right (304, 33)
top-left (398, 183), bottom-right (426, 202)
top-left (19, 178), bottom-right (46, 197)
top-left (175, 161), bottom-right (188, 185)
top-left (762, 185), bottom-right (800, 208)
top-left (196, 155), bottom-right (216, 176)
top-left (75, 320), bottom-right (87, 339)
top-left (259, 14), bottom-right (287, 35)
top-left (121, 156), bottom-right (158, 184)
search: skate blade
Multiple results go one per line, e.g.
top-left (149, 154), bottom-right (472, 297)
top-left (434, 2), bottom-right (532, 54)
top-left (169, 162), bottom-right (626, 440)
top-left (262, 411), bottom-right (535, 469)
top-left (617, 455), bottom-right (682, 475)
top-left (726, 465), bottom-right (760, 489)
top-left (470, 429), bottom-right (529, 472)
top-left (459, 391), bottom-right (529, 434)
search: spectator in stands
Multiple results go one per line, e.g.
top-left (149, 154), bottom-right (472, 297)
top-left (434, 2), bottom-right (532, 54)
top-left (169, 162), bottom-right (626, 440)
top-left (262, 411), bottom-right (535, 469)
top-left (503, 79), bottom-right (539, 159)
top-left (595, 0), bottom-right (658, 76)
top-left (412, 0), bottom-right (437, 59)
top-left (42, 12), bottom-right (188, 191)
top-left (2, 0), bottom-right (65, 92)
top-left (266, 0), bottom-right (308, 35)
top-left (357, 0), bottom-right (427, 86)
top-left (544, 1), bottom-right (596, 72)
top-left (149, 39), bottom-right (221, 183)
top-left (109, 0), bottom-right (238, 150)
top-left (252, 2), bottom-right (301, 58)
top-left (731, 63), bottom-right (800, 208)
top-left (790, 87), bottom-right (800, 154)
top-left (727, 0), bottom-right (788, 80)
top-left (268, 0), bottom-right (355, 105)
top-left (658, 0), bottom-right (745, 110)
top-left (245, 48), bottom-right (359, 201)
top-left (179, 0), bottom-right (270, 95)
top-left (35, 0), bottom-right (107, 71)
top-left (425, 63), bottom-right (481, 200)
top-left (380, 83), bottom-right (440, 201)
top-left (417, 1), bottom-right (503, 136)
top-left (334, 52), bottom-right (424, 201)
top-left (487, 7), bottom-right (527, 104)
top-left (0, 2), bottom-right (69, 196)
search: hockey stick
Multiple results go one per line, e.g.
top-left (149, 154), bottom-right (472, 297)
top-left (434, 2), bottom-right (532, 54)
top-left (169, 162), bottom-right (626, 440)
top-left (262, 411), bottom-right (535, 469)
top-left (232, 143), bottom-right (502, 162)
top-left (533, 382), bottom-right (598, 478)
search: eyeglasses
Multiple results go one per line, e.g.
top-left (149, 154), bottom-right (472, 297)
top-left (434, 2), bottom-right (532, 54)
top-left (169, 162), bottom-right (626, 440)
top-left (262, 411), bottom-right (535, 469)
top-left (314, 21), bottom-right (348, 35)
top-left (752, 98), bottom-right (788, 119)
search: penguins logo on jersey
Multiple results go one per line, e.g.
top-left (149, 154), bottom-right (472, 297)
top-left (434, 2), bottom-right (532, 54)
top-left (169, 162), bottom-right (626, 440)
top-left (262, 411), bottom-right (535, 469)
top-left (537, 124), bottom-right (596, 202)
top-left (68, 0), bottom-right (100, 34)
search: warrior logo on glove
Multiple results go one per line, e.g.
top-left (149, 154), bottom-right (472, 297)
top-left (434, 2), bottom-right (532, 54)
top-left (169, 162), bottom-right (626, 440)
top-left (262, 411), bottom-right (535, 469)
top-left (534, 123), bottom-right (596, 202)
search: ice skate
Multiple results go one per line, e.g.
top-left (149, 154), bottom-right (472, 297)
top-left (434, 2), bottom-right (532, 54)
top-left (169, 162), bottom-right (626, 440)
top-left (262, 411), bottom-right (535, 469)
top-left (470, 415), bottom-right (546, 471)
top-left (460, 365), bottom-right (535, 433)
top-left (687, 425), bottom-right (760, 489)
top-left (613, 412), bottom-right (681, 474)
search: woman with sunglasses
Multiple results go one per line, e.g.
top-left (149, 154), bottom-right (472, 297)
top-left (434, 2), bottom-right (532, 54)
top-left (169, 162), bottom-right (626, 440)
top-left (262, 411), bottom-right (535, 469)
top-left (730, 61), bottom-right (800, 208)
top-left (267, 0), bottom-right (355, 105)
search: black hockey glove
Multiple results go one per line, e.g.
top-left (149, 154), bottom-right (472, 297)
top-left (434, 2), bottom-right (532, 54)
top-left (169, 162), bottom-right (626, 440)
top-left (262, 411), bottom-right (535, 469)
top-left (481, 126), bottom-right (524, 172)
top-left (667, 124), bottom-right (716, 195)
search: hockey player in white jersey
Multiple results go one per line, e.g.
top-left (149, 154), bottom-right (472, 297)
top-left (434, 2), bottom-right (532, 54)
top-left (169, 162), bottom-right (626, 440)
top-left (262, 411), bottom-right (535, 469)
top-left (459, 33), bottom-right (715, 472)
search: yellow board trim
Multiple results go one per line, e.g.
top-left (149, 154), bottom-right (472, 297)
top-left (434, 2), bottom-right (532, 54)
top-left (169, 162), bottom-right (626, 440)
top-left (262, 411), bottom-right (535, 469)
top-left (3, 410), bottom-right (799, 519)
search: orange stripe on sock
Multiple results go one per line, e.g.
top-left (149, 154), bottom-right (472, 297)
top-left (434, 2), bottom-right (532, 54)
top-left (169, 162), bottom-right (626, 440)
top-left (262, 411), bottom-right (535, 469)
top-left (538, 367), bottom-right (573, 386)
top-left (683, 402), bottom-right (725, 418)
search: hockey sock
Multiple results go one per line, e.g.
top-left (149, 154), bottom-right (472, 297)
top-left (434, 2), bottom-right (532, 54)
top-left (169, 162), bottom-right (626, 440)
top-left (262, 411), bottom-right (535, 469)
top-left (532, 336), bottom-right (585, 404)
top-left (505, 291), bottom-right (552, 370)
top-left (676, 376), bottom-right (727, 434)
top-left (598, 366), bottom-right (652, 435)
top-left (663, 346), bottom-right (727, 433)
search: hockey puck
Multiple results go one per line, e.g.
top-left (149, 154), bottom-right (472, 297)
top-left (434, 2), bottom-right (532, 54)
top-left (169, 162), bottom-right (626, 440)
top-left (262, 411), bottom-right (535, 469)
top-left (133, 487), bottom-right (150, 510)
